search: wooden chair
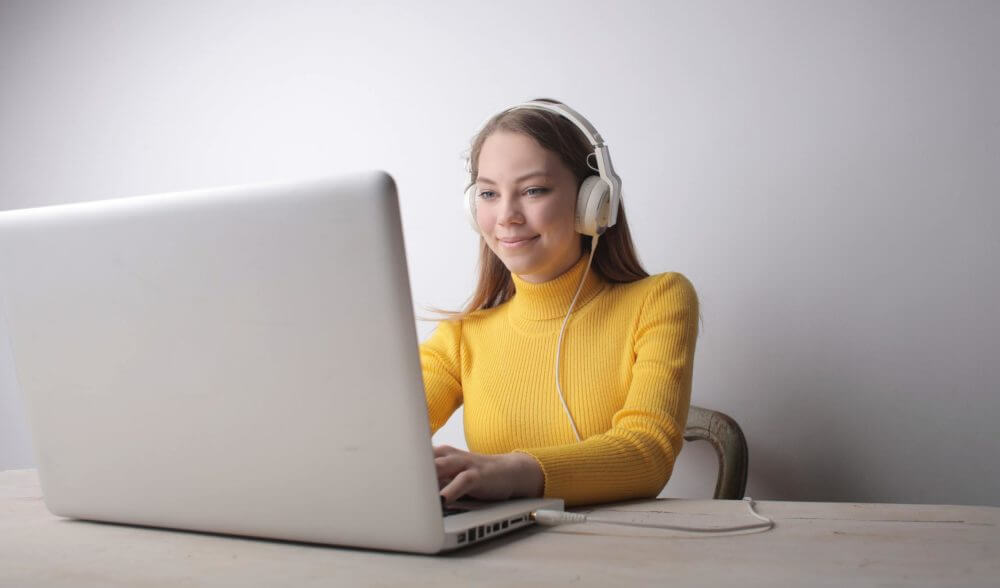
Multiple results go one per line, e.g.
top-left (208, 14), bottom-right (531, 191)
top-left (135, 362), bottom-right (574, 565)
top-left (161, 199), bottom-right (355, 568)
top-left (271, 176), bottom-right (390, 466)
top-left (683, 405), bottom-right (749, 499)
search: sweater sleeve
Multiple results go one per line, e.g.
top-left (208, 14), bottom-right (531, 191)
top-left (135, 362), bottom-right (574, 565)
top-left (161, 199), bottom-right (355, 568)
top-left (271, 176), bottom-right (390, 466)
top-left (419, 319), bottom-right (464, 435)
top-left (516, 273), bottom-right (699, 507)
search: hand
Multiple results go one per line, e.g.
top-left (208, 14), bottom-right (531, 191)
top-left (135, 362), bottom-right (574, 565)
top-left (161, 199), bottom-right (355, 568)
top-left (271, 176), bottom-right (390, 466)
top-left (434, 445), bottom-right (544, 504)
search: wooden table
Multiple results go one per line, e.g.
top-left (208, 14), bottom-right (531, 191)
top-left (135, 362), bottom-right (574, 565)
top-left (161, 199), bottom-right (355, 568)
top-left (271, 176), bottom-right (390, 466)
top-left (2, 469), bottom-right (997, 586)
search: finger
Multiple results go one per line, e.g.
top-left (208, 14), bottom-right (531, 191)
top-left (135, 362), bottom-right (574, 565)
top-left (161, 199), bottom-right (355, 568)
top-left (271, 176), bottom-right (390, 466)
top-left (434, 454), bottom-right (469, 480)
top-left (433, 445), bottom-right (459, 457)
top-left (440, 469), bottom-right (480, 504)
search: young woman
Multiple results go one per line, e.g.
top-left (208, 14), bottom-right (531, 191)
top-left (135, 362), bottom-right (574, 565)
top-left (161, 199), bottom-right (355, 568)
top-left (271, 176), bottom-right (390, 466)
top-left (421, 99), bottom-right (699, 508)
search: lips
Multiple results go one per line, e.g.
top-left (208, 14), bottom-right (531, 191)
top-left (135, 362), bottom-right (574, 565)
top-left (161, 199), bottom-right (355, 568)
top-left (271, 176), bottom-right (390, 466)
top-left (497, 236), bottom-right (539, 249)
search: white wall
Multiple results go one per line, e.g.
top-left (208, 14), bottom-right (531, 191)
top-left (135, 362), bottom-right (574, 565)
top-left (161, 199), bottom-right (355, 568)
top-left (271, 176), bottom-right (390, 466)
top-left (1, 0), bottom-right (997, 505)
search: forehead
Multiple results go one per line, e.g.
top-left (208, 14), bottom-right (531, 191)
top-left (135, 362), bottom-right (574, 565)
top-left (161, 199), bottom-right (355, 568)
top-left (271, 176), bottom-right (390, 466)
top-left (478, 131), bottom-right (558, 174)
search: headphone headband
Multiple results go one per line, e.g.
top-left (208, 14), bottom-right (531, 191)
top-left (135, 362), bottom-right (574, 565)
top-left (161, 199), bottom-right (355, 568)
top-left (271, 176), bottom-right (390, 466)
top-left (503, 101), bottom-right (606, 147)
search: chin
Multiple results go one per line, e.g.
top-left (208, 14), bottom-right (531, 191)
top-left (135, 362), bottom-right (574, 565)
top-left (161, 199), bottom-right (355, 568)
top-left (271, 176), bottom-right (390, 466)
top-left (499, 259), bottom-right (530, 275)
top-left (496, 254), bottom-right (539, 276)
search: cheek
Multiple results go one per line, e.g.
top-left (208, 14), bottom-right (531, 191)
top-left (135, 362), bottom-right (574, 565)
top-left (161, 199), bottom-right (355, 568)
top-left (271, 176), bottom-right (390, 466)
top-left (475, 205), bottom-right (493, 233)
top-left (535, 198), bottom-right (575, 236)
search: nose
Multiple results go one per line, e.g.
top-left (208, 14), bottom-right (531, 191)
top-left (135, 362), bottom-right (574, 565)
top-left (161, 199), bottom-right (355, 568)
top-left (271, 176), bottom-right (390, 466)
top-left (496, 193), bottom-right (524, 226)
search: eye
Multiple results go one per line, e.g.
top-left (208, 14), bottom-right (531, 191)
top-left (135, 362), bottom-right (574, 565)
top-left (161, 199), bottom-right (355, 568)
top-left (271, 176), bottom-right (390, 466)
top-left (525, 187), bottom-right (549, 197)
top-left (477, 190), bottom-right (496, 200)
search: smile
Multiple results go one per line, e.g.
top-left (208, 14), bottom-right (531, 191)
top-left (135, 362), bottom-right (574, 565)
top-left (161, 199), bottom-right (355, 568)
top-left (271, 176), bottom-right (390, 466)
top-left (498, 236), bottom-right (539, 249)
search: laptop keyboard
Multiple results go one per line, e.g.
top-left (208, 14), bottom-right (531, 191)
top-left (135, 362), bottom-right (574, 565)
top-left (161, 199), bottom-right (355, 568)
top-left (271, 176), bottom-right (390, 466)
top-left (440, 496), bottom-right (470, 517)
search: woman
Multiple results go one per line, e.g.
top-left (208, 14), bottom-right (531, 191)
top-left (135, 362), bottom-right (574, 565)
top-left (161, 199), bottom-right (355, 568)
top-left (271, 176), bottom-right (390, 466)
top-left (421, 99), bottom-right (699, 508)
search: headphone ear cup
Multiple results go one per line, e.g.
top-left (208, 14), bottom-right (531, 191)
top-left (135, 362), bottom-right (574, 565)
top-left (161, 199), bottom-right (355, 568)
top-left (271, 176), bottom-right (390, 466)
top-left (464, 183), bottom-right (480, 232)
top-left (576, 175), bottom-right (611, 236)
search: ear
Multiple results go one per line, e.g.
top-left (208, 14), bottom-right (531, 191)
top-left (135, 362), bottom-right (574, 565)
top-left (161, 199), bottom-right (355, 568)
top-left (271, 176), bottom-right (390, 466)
top-left (464, 183), bottom-right (480, 232)
top-left (575, 176), bottom-right (610, 236)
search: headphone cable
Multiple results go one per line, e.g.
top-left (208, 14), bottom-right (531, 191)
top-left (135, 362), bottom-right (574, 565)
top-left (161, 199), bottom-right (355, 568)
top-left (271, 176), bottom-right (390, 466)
top-left (554, 234), bottom-right (600, 443)
top-left (532, 496), bottom-right (775, 535)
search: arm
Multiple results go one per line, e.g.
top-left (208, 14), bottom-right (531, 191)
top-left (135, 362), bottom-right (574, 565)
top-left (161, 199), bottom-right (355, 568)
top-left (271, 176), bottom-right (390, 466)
top-left (419, 318), bottom-right (464, 435)
top-left (516, 273), bottom-right (699, 506)
top-left (423, 319), bottom-right (544, 504)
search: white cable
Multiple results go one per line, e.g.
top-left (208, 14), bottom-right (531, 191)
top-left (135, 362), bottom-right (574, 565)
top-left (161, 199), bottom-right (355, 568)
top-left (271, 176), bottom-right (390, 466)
top-left (532, 497), bottom-right (775, 535)
top-left (554, 235), bottom-right (600, 443)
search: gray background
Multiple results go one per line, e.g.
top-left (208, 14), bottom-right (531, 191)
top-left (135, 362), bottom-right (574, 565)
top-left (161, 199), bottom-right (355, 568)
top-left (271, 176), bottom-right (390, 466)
top-left (1, 0), bottom-right (997, 505)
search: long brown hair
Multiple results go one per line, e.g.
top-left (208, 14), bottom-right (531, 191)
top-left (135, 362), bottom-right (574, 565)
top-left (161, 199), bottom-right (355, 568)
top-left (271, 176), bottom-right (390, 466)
top-left (433, 99), bottom-right (648, 321)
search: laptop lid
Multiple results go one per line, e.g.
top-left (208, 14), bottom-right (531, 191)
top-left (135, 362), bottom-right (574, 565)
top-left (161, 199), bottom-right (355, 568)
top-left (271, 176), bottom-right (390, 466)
top-left (0, 171), bottom-right (449, 553)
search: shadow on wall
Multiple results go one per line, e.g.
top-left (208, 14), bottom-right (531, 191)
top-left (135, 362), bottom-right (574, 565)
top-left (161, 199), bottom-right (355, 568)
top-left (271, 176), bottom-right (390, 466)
top-left (729, 337), bottom-right (898, 504)
top-left (665, 316), bottom-right (894, 503)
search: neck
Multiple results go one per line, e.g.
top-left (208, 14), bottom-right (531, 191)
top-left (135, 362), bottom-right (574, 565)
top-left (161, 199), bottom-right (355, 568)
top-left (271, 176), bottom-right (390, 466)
top-left (509, 254), bottom-right (605, 321)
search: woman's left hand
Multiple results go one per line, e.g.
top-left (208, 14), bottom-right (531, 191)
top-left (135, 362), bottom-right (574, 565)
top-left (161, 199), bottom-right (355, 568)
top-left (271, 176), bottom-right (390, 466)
top-left (434, 445), bottom-right (544, 504)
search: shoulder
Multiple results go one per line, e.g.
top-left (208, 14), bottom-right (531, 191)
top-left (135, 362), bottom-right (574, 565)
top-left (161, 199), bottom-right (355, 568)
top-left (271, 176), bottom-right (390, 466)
top-left (611, 271), bottom-right (698, 313)
top-left (422, 302), bottom-right (506, 344)
top-left (421, 317), bottom-right (462, 352)
top-left (617, 272), bottom-right (700, 346)
top-left (456, 301), bottom-right (511, 333)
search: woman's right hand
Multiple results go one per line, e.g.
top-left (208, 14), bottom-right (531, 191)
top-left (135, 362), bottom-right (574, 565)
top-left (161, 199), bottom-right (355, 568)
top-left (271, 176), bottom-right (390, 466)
top-left (434, 445), bottom-right (544, 504)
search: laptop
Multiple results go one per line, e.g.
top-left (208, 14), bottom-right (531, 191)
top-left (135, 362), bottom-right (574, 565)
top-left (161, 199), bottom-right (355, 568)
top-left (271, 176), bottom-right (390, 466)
top-left (0, 171), bottom-right (563, 554)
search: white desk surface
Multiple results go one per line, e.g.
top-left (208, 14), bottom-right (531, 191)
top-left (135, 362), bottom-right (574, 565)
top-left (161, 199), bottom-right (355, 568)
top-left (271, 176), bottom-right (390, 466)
top-left (2, 469), bottom-right (997, 587)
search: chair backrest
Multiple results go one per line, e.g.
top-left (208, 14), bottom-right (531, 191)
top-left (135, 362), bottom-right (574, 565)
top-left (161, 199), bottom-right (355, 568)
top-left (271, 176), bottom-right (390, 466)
top-left (683, 405), bottom-right (749, 500)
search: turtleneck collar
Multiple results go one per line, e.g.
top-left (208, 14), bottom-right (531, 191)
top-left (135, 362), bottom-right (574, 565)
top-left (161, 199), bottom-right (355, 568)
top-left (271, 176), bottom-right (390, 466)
top-left (508, 254), bottom-right (606, 322)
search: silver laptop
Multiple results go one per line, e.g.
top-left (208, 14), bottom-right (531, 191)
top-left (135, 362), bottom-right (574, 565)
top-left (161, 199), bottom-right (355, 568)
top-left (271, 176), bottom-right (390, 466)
top-left (0, 171), bottom-right (563, 554)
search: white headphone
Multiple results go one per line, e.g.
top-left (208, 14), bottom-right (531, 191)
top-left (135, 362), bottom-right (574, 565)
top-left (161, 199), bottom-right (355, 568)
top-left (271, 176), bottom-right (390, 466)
top-left (464, 100), bottom-right (622, 237)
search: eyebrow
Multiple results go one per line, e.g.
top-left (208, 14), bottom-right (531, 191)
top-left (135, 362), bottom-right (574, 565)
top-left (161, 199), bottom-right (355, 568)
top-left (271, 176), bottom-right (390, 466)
top-left (476, 171), bottom-right (549, 185)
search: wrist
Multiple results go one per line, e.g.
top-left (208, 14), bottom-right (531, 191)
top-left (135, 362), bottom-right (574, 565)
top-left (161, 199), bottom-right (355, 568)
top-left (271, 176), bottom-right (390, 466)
top-left (505, 451), bottom-right (544, 498)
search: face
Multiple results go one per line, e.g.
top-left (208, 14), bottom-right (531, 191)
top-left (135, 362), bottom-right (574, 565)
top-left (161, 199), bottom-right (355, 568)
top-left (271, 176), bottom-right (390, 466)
top-left (474, 131), bottom-right (582, 284)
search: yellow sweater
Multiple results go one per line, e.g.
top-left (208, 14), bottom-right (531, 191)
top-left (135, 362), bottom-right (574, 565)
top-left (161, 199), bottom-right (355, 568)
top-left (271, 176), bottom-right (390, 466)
top-left (419, 255), bottom-right (699, 507)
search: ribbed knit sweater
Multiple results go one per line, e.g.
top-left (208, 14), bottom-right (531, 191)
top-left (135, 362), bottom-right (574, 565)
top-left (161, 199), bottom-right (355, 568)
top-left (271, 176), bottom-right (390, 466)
top-left (419, 255), bottom-right (699, 507)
